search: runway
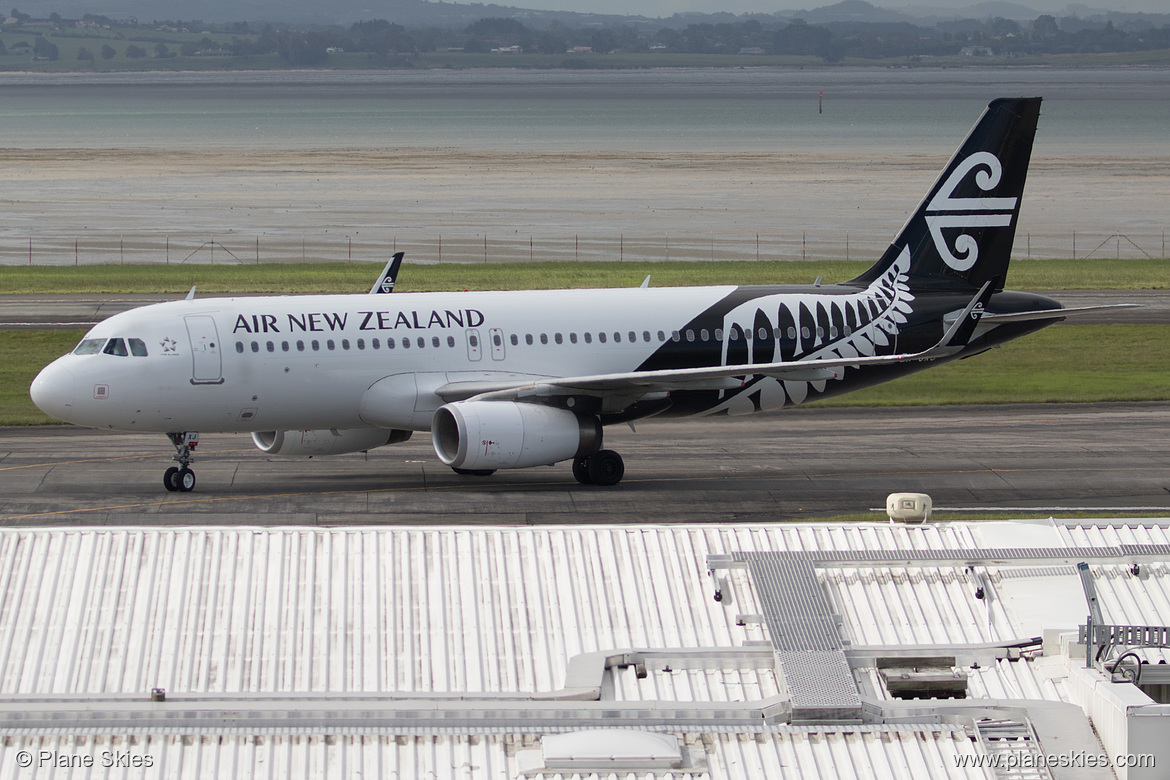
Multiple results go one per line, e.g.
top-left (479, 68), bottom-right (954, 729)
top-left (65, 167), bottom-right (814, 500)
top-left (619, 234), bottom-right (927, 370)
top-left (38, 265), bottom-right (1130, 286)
top-left (3, 402), bottom-right (1168, 525)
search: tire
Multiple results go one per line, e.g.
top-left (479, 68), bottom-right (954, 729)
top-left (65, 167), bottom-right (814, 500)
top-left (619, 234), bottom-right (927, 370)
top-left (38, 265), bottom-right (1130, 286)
top-left (163, 466), bottom-right (180, 492)
top-left (177, 467), bottom-right (196, 492)
top-left (586, 449), bottom-right (624, 486)
top-left (572, 456), bottom-right (593, 485)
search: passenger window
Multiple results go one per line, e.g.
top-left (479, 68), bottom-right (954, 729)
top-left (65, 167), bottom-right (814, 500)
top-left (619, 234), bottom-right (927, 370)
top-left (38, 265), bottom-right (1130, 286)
top-left (613, 332), bottom-right (620, 343)
top-left (281, 341), bottom-right (290, 352)
top-left (447, 336), bottom-right (455, 347)
top-left (103, 338), bottom-right (129, 357)
top-left (510, 334), bottom-right (519, 346)
top-left (629, 331), bottom-right (636, 343)
top-left (387, 338), bottom-right (396, 349)
top-left (417, 337), bottom-right (425, 348)
top-left (584, 333), bottom-right (592, 344)
top-left (816, 328), bottom-right (824, 339)
top-left (250, 341), bottom-right (259, 353)
top-left (657, 331), bottom-right (665, 342)
top-left (235, 342), bottom-right (244, 354)
top-left (402, 338), bottom-right (410, 349)
top-left (555, 333), bottom-right (563, 345)
top-left (787, 328), bottom-right (797, 340)
top-left (715, 329), bottom-right (723, 341)
top-left (569, 333), bottom-right (578, 344)
top-left (700, 329), bottom-right (709, 341)
top-left (685, 330), bottom-right (695, 342)
top-left (73, 339), bottom-right (106, 355)
top-left (266, 341), bottom-right (275, 352)
top-left (432, 336), bottom-right (440, 348)
top-left (642, 331), bottom-right (650, 342)
top-left (671, 331), bottom-right (680, 342)
top-left (540, 334), bottom-right (548, 345)
top-left (372, 338), bottom-right (380, 349)
top-left (758, 328), bottom-right (768, 339)
top-left (493, 334), bottom-right (502, 347)
top-left (327, 340), bottom-right (335, 350)
top-left (801, 327), bottom-right (810, 339)
top-left (525, 334), bottom-right (534, 346)
top-left (468, 335), bottom-right (478, 348)
top-left (598, 332), bottom-right (607, 344)
top-left (297, 340), bottom-right (305, 352)
top-left (356, 339), bottom-right (364, 350)
top-left (342, 339), bottom-right (350, 350)
top-left (311, 340), bottom-right (320, 351)
top-left (128, 338), bottom-right (148, 357)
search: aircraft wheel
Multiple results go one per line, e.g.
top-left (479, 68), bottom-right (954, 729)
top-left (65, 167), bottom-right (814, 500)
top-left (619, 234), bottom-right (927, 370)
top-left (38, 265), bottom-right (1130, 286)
top-left (176, 467), bottom-right (197, 492)
top-left (452, 467), bottom-right (496, 476)
top-left (572, 456), bottom-right (593, 485)
top-left (163, 467), bottom-right (180, 492)
top-left (586, 449), bottom-right (624, 486)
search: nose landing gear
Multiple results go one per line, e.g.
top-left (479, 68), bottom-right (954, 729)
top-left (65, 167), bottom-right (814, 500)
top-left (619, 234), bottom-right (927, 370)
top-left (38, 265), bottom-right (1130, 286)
top-left (164, 432), bottom-right (199, 492)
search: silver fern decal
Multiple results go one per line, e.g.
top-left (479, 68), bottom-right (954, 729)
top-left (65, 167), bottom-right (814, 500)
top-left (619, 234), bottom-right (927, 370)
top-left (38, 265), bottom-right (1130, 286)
top-left (708, 248), bottom-right (915, 415)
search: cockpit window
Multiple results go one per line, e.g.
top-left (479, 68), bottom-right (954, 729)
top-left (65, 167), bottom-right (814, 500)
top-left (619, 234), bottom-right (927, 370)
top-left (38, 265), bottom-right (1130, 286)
top-left (128, 338), bottom-right (149, 357)
top-left (73, 339), bottom-right (107, 355)
top-left (103, 338), bottom-right (128, 357)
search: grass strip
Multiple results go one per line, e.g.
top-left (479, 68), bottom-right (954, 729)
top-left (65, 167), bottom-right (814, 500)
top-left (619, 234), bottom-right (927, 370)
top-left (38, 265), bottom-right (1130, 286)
top-left (1, 257), bottom-right (1168, 295)
top-left (4, 324), bottom-right (1168, 427)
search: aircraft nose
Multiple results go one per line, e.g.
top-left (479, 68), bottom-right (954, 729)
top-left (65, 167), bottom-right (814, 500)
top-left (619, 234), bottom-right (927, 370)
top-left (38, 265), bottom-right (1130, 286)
top-left (30, 359), bottom-right (76, 422)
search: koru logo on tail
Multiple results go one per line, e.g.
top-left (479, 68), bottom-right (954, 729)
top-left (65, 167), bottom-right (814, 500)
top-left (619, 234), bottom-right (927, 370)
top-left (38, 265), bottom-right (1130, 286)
top-left (925, 152), bottom-right (1017, 272)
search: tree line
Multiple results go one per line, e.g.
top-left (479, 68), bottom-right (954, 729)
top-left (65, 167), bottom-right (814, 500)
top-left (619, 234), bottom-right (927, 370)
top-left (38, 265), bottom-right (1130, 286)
top-left (4, 7), bottom-right (1168, 65)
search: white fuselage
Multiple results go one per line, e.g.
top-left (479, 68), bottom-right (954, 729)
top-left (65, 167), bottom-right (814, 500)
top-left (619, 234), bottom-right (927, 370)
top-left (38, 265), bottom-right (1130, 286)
top-left (32, 286), bottom-right (740, 433)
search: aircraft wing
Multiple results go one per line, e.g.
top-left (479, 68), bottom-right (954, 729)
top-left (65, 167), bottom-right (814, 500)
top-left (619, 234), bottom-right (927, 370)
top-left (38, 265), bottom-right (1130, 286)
top-left (436, 281), bottom-right (995, 403)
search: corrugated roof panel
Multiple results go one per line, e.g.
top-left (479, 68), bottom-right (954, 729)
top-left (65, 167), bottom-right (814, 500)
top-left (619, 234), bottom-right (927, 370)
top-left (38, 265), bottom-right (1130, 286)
top-left (0, 731), bottom-right (991, 780)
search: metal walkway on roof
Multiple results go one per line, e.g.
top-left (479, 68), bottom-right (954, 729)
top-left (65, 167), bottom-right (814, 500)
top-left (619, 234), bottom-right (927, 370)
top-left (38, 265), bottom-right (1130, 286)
top-left (711, 542), bottom-right (1170, 723)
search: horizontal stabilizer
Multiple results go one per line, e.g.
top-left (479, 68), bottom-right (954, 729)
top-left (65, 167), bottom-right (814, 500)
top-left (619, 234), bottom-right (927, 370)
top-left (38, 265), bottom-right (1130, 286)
top-left (981, 303), bottom-right (1140, 323)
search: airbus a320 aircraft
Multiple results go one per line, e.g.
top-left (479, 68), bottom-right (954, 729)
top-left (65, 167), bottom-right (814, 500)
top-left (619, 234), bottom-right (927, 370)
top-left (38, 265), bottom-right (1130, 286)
top-left (31, 97), bottom-right (1120, 492)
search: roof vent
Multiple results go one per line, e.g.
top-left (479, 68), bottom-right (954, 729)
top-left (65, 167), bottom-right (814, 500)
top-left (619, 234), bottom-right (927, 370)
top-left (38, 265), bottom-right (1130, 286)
top-left (541, 730), bottom-right (683, 772)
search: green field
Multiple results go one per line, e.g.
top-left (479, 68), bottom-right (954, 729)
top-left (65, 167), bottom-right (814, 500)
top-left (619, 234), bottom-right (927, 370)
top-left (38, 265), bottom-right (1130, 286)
top-left (5, 323), bottom-right (1168, 426)
top-left (2, 257), bottom-right (1168, 295)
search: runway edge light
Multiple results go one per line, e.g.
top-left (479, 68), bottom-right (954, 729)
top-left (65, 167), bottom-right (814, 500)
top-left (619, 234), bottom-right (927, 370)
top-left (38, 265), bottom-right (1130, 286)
top-left (887, 493), bottom-right (932, 523)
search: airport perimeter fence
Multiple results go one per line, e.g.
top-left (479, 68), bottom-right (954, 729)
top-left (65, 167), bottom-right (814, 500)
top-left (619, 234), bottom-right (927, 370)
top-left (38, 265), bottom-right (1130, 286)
top-left (2, 229), bottom-right (1167, 267)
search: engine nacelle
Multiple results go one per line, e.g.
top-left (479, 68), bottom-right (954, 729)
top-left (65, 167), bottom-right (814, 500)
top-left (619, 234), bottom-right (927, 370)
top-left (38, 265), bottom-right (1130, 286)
top-left (252, 428), bottom-right (411, 457)
top-left (432, 401), bottom-right (601, 470)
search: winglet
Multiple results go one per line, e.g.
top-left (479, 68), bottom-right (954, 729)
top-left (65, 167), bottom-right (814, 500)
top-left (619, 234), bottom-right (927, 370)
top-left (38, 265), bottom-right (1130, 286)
top-left (370, 252), bottom-right (405, 294)
top-left (640, 275), bottom-right (651, 289)
top-left (185, 286), bottom-right (197, 301)
top-left (934, 279), bottom-right (995, 353)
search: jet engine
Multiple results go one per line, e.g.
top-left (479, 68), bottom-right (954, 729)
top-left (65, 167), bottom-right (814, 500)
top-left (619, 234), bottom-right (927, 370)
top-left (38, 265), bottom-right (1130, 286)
top-left (251, 428), bottom-right (412, 457)
top-left (432, 401), bottom-right (601, 471)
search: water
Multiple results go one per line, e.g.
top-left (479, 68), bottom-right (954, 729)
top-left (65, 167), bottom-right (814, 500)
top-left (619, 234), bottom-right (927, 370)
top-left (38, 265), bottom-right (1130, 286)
top-left (1, 68), bottom-right (1166, 265)
top-left (1, 67), bottom-right (1167, 154)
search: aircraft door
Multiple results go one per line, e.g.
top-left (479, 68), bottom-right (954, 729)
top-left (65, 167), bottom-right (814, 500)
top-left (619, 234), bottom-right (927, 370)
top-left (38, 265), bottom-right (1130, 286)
top-left (489, 328), bottom-right (506, 361)
top-left (466, 328), bottom-right (482, 362)
top-left (185, 315), bottom-right (224, 384)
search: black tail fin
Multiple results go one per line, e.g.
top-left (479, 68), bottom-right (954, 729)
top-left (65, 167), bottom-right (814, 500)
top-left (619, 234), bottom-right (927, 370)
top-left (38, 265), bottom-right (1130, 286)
top-left (847, 97), bottom-right (1042, 293)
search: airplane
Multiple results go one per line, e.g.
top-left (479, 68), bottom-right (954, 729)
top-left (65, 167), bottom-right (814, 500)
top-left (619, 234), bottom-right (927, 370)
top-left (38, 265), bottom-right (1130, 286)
top-left (30, 97), bottom-right (1126, 493)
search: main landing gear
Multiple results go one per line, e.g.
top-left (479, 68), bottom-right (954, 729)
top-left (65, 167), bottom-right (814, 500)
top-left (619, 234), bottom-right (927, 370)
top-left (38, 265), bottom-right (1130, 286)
top-left (164, 432), bottom-right (199, 492)
top-left (572, 449), bottom-right (625, 486)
